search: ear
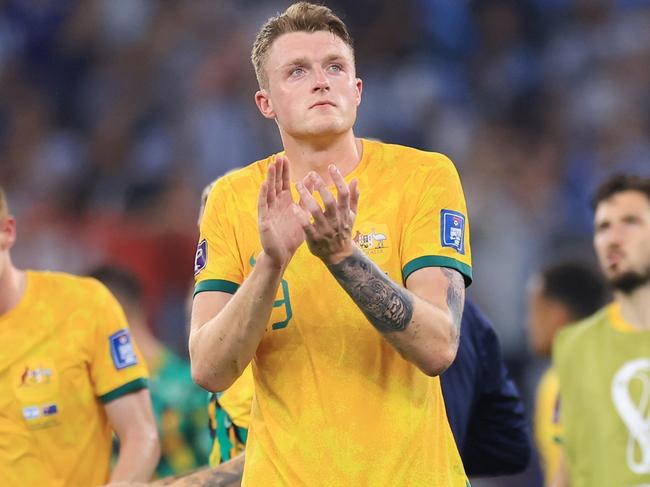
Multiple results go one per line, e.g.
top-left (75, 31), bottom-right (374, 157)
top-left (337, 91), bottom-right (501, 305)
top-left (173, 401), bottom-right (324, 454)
top-left (0, 216), bottom-right (17, 251)
top-left (255, 89), bottom-right (276, 120)
top-left (354, 77), bottom-right (363, 107)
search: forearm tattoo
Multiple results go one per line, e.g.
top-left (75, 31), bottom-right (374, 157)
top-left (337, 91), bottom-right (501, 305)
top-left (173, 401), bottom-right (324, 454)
top-left (153, 456), bottom-right (243, 487)
top-left (328, 248), bottom-right (413, 333)
top-left (441, 267), bottom-right (464, 341)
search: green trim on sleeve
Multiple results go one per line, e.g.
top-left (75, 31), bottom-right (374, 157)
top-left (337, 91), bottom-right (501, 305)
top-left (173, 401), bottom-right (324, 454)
top-left (194, 279), bottom-right (240, 296)
top-left (98, 378), bottom-right (148, 404)
top-left (402, 256), bottom-right (473, 287)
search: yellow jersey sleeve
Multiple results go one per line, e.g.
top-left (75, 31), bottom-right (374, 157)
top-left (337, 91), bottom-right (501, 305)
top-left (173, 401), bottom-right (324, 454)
top-left (89, 281), bottom-right (149, 403)
top-left (194, 178), bottom-right (245, 294)
top-left (401, 154), bottom-right (472, 286)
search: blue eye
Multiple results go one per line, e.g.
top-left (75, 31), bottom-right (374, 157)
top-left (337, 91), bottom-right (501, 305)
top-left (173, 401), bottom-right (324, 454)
top-left (290, 67), bottom-right (305, 77)
top-left (328, 64), bottom-right (342, 72)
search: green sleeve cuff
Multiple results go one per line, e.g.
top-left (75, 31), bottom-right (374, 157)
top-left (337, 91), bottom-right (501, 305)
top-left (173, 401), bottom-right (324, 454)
top-left (194, 279), bottom-right (240, 296)
top-left (98, 378), bottom-right (148, 404)
top-left (402, 256), bottom-right (473, 287)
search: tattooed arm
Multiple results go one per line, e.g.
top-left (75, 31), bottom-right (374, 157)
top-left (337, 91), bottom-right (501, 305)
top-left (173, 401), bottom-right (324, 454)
top-left (151, 453), bottom-right (244, 487)
top-left (328, 247), bottom-right (465, 376)
top-left (294, 166), bottom-right (465, 376)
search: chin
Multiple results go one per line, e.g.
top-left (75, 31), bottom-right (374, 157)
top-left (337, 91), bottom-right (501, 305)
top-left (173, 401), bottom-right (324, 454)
top-left (609, 268), bottom-right (650, 294)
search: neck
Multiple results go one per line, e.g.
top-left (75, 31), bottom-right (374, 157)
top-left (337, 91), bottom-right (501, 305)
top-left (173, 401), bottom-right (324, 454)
top-left (616, 284), bottom-right (650, 330)
top-left (280, 131), bottom-right (363, 183)
top-left (0, 261), bottom-right (26, 316)
top-left (129, 319), bottom-right (165, 370)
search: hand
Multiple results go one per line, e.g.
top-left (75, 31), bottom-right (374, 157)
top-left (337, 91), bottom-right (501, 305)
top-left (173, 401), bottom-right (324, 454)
top-left (294, 164), bottom-right (359, 265)
top-left (258, 156), bottom-right (305, 268)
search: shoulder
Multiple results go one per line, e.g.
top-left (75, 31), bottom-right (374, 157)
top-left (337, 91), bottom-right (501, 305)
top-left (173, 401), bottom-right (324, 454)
top-left (370, 139), bottom-right (457, 172)
top-left (208, 154), bottom-right (277, 200)
top-left (30, 270), bottom-right (109, 300)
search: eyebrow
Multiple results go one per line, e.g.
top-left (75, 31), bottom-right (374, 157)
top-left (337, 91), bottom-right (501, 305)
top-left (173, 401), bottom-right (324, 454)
top-left (279, 53), bottom-right (349, 70)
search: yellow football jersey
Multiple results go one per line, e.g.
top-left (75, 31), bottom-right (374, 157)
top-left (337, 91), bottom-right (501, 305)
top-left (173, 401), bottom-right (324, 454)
top-left (534, 366), bottom-right (562, 485)
top-left (195, 139), bottom-right (472, 486)
top-left (0, 271), bottom-right (149, 487)
top-left (208, 365), bottom-right (253, 467)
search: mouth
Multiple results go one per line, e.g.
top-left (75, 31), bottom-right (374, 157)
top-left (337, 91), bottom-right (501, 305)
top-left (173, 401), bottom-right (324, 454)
top-left (606, 251), bottom-right (625, 269)
top-left (310, 101), bottom-right (336, 109)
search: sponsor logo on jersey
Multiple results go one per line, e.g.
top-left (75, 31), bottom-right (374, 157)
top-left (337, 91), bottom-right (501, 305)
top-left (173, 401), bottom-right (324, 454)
top-left (194, 239), bottom-right (208, 276)
top-left (441, 209), bottom-right (465, 254)
top-left (109, 329), bottom-right (138, 370)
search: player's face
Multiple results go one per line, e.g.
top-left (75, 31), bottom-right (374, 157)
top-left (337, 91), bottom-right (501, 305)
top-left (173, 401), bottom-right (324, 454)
top-left (255, 31), bottom-right (362, 140)
top-left (594, 190), bottom-right (650, 293)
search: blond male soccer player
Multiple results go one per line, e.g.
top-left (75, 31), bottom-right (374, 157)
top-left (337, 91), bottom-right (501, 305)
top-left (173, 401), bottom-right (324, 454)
top-left (552, 174), bottom-right (650, 487)
top-left (190, 3), bottom-right (472, 486)
top-left (0, 186), bottom-right (160, 486)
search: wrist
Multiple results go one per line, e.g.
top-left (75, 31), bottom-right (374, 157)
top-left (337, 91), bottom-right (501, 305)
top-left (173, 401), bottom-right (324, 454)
top-left (257, 251), bottom-right (289, 273)
top-left (323, 244), bottom-right (356, 266)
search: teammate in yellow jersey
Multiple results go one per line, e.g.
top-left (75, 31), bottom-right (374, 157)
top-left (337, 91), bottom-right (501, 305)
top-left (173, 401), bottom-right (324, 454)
top-left (0, 186), bottom-right (160, 487)
top-left (552, 174), bottom-right (650, 487)
top-left (190, 2), bottom-right (472, 486)
top-left (526, 262), bottom-right (606, 485)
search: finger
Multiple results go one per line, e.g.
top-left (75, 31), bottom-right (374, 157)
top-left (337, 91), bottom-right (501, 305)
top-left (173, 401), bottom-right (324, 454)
top-left (280, 156), bottom-right (291, 192)
top-left (296, 181), bottom-right (329, 227)
top-left (349, 179), bottom-right (359, 216)
top-left (329, 165), bottom-right (350, 210)
top-left (293, 205), bottom-right (319, 241)
top-left (292, 204), bottom-right (311, 228)
top-left (258, 181), bottom-right (268, 219)
top-left (266, 164), bottom-right (276, 205)
top-left (274, 158), bottom-right (283, 196)
top-left (311, 173), bottom-right (337, 218)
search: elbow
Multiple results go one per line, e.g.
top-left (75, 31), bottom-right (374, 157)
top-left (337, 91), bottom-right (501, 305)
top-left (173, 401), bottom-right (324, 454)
top-left (191, 361), bottom-right (237, 393)
top-left (419, 343), bottom-right (458, 377)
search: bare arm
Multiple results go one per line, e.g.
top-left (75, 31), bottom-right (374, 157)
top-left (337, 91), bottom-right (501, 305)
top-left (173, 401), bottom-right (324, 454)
top-left (106, 389), bottom-right (160, 482)
top-left (104, 453), bottom-right (244, 487)
top-left (329, 250), bottom-right (464, 375)
top-left (190, 256), bottom-right (284, 392)
top-left (190, 157), bottom-right (305, 392)
top-left (295, 166), bottom-right (464, 375)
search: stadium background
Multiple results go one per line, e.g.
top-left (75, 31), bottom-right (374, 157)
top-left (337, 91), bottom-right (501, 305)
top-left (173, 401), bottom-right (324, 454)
top-left (1, 1), bottom-right (649, 485)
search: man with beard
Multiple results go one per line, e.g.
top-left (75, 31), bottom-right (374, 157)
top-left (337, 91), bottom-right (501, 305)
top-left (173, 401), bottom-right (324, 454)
top-left (553, 174), bottom-right (650, 487)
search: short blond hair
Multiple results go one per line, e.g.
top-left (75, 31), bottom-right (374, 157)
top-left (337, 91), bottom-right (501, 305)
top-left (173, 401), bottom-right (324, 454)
top-left (251, 2), bottom-right (353, 88)
top-left (0, 186), bottom-right (7, 219)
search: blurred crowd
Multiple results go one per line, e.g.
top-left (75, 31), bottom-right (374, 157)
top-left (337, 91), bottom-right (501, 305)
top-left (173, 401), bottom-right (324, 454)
top-left (1, 0), bottom-right (649, 430)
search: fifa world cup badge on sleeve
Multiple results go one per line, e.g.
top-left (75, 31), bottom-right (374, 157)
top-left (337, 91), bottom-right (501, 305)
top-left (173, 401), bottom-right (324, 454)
top-left (109, 329), bottom-right (138, 370)
top-left (194, 239), bottom-right (207, 276)
top-left (440, 209), bottom-right (466, 254)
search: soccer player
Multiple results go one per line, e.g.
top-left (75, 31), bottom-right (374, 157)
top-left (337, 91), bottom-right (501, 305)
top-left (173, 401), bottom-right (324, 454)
top-left (552, 174), bottom-right (650, 487)
top-left (526, 262), bottom-right (607, 484)
top-left (0, 186), bottom-right (160, 486)
top-left (190, 2), bottom-right (472, 485)
top-left (90, 265), bottom-right (211, 477)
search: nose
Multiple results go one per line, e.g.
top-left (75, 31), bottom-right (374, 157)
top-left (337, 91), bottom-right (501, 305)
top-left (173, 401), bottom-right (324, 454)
top-left (312, 67), bottom-right (330, 92)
